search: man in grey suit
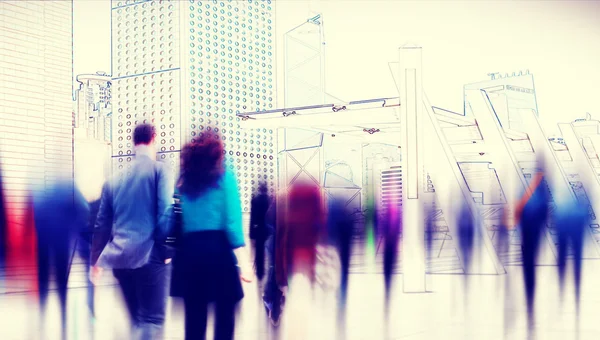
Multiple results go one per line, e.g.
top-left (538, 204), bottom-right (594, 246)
top-left (91, 124), bottom-right (174, 339)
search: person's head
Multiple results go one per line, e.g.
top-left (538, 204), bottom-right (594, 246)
top-left (133, 124), bottom-right (156, 147)
top-left (287, 181), bottom-right (323, 225)
top-left (179, 133), bottom-right (225, 198)
top-left (258, 181), bottom-right (268, 194)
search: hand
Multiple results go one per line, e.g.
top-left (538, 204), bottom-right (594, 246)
top-left (239, 267), bottom-right (253, 283)
top-left (165, 258), bottom-right (172, 264)
top-left (90, 266), bottom-right (103, 286)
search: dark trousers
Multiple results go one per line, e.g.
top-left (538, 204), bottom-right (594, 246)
top-left (557, 228), bottom-right (585, 302)
top-left (263, 233), bottom-right (280, 301)
top-left (177, 231), bottom-right (243, 339)
top-left (338, 235), bottom-right (351, 304)
top-left (76, 235), bottom-right (95, 316)
top-left (37, 233), bottom-right (70, 334)
top-left (383, 232), bottom-right (399, 296)
top-left (253, 238), bottom-right (266, 281)
top-left (521, 223), bottom-right (542, 319)
top-left (183, 297), bottom-right (236, 340)
top-left (113, 253), bottom-right (170, 340)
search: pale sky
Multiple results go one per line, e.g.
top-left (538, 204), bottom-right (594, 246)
top-left (73, 0), bottom-right (600, 136)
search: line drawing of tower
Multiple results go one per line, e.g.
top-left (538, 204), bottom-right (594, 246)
top-left (110, 0), bottom-right (276, 210)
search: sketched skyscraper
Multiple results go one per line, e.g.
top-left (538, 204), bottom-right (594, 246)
top-left (74, 72), bottom-right (112, 144)
top-left (73, 72), bottom-right (113, 201)
top-left (0, 1), bottom-right (74, 233)
top-left (110, 0), bottom-right (276, 210)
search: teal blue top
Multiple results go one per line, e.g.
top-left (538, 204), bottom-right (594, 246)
top-left (180, 169), bottom-right (245, 249)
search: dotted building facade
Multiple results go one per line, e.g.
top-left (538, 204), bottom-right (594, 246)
top-left (111, 0), bottom-right (276, 211)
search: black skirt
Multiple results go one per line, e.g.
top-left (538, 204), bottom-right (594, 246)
top-left (171, 230), bottom-right (244, 303)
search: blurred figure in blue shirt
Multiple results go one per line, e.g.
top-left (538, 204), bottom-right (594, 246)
top-left (33, 179), bottom-right (89, 339)
top-left (91, 124), bottom-right (174, 340)
top-left (516, 171), bottom-right (549, 326)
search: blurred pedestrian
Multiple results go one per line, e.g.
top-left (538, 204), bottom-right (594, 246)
top-left (175, 135), bottom-right (251, 340)
top-left (326, 198), bottom-right (353, 307)
top-left (78, 197), bottom-right (100, 317)
top-left (458, 204), bottom-right (475, 276)
top-left (250, 182), bottom-right (271, 282)
top-left (425, 204), bottom-right (435, 262)
top-left (91, 124), bottom-right (174, 340)
top-left (277, 182), bottom-right (324, 339)
top-left (33, 179), bottom-right (89, 339)
top-left (262, 194), bottom-right (284, 326)
top-left (382, 197), bottom-right (401, 300)
top-left (555, 199), bottom-right (588, 309)
top-left (496, 206), bottom-right (510, 264)
top-left (516, 171), bottom-right (549, 325)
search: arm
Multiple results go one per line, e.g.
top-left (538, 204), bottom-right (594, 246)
top-left (155, 164), bottom-right (175, 242)
top-left (91, 182), bottom-right (113, 266)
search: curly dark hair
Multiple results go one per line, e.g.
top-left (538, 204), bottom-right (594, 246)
top-left (179, 133), bottom-right (225, 198)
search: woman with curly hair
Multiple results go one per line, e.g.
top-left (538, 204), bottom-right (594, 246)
top-left (176, 133), bottom-right (251, 340)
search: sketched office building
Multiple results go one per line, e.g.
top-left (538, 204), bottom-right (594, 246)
top-left (74, 72), bottom-right (112, 143)
top-left (73, 72), bottom-right (112, 201)
top-left (0, 1), bottom-right (74, 228)
top-left (110, 0), bottom-right (276, 210)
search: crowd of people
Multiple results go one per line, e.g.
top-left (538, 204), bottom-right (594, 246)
top-left (0, 122), bottom-right (593, 339)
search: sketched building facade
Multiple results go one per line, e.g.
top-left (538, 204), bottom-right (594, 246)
top-left (110, 0), bottom-right (276, 210)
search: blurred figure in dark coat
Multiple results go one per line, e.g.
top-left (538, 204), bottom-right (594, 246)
top-left (516, 171), bottom-right (549, 326)
top-left (382, 196), bottom-right (401, 300)
top-left (457, 205), bottom-right (475, 276)
top-left (33, 179), bottom-right (89, 339)
top-left (496, 206), bottom-right (510, 264)
top-left (326, 198), bottom-right (354, 326)
top-left (250, 182), bottom-right (270, 281)
top-left (262, 194), bottom-right (284, 326)
top-left (424, 204), bottom-right (435, 263)
top-left (555, 199), bottom-right (588, 309)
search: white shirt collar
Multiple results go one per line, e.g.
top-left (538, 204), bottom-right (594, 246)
top-left (135, 144), bottom-right (156, 161)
